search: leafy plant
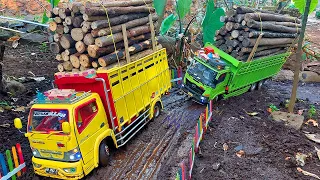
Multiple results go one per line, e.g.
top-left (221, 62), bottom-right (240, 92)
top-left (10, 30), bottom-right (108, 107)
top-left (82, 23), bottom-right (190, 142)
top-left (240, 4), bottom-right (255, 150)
top-left (40, 42), bottom-right (48, 52)
top-left (269, 103), bottom-right (279, 112)
top-left (177, 0), bottom-right (193, 19)
top-left (160, 14), bottom-right (177, 35)
top-left (293, 0), bottom-right (318, 14)
top-left (154, 0), bottom-right (167, 17)
top-left (308, 105), bottom-right (317, 118)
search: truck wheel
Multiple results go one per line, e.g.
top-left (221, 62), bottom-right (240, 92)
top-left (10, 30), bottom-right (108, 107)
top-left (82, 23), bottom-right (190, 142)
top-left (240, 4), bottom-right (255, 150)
top-left (249, 83), bottom-right (257, 92)
top-left (99, 141), bottom-right (110, 167)
top-left (153, 102), bottom-right (161, 118)
top-left (257, 80), bottom-right (264, 90)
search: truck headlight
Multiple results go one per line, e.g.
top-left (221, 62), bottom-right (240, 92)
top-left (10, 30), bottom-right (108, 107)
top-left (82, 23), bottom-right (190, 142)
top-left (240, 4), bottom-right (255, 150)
top-left (64, 147), bottom-right (81, 162)
top-left (33, 162), bottom-right (42, 168)
top-left (31, 148), bottom-right (41, 158)
top-left (182, 84), bottom-right (185, 87)
top-left (200, 96), bottom-right (205, 100)
top-left (63, 167), bottom-right (77, 173)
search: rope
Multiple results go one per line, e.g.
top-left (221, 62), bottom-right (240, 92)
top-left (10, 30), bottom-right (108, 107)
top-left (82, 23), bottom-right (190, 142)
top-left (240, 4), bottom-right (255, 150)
top-left (98, 1), bottom-right (120, 66)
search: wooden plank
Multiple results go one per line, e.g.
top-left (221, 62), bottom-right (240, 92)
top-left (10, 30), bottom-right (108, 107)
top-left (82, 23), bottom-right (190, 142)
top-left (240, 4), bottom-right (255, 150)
top-left (122, 24), bottom-right (131, 63)
top-left (149, 14), bottom-right (156, 51)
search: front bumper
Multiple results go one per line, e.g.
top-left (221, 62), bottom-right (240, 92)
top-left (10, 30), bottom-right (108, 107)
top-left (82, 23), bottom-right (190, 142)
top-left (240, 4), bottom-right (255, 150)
top-left (181, 84), bottom-right (209, 104)
top-left (32, 156), bottom-right (84, 180)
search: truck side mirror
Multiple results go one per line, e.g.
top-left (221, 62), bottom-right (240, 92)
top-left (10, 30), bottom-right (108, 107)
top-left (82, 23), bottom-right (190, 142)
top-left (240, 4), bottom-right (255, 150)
top-left (14, 118), bottom-right (22, 129)
top-left (62, 122), bottom-right (71, 134)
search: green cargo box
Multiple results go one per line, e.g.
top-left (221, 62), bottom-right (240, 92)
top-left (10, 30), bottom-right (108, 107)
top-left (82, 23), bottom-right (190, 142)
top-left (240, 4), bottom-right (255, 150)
top-left (206, 43), bottom-right (291, 92)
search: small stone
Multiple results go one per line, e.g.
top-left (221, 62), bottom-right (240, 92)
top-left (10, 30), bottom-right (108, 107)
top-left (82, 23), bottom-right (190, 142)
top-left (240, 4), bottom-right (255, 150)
top-left (270, 111), bottom-right (304, 130)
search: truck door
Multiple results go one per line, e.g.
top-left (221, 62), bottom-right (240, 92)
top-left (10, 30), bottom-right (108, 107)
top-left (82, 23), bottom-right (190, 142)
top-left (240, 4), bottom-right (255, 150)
top-left (214, 73), bottom-right (229, 93)
top-left (74, 98), bottom-right (104, 170)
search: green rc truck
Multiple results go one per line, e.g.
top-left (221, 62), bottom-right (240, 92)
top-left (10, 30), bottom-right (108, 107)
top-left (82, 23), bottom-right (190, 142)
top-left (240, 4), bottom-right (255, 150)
top-left (182, 43), bottom-right (290, 104)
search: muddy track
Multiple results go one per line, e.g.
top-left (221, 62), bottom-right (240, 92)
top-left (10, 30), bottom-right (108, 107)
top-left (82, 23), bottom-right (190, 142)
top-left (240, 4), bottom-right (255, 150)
top-left (86, 91), bottom-right (204, 180)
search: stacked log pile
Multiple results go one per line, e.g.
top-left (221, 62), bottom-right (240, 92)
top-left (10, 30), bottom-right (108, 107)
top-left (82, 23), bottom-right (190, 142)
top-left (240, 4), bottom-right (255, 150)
top-left (48, 0), bottom-right (160, 72)
top-left (215, 6), bottom-right (301, 61)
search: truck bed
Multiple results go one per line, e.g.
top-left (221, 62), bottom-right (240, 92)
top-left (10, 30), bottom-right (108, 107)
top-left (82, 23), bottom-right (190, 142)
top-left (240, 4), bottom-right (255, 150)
top-left (207, 43), bottom-right (290, 92)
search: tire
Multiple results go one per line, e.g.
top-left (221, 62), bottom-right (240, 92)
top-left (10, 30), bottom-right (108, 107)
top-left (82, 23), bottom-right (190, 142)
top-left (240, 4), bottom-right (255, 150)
top-left (249, 83), bottom-right (257, 92)
top-left (257, 80), bottom-right (264, 90)
top-left (153, 102), bottom-right (161, 118)
top-left (99, 141), bottom-right (110, 167)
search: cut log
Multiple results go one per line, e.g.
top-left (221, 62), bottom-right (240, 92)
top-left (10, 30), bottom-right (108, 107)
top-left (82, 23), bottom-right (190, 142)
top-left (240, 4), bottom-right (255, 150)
top-left (49, 22), bottom-right (57, 32)
top-left (70, 54), bottom-right (81, 68)
top-left (98, 40), bottom-right (152, 66)
top-left (88, 33), bottom-right (151, 58)
top-left (226, 22), bottom-right (234, 31)
top-left (246, 20), bottom-right (301, 34)
top-left (226, 9), bottom-right (237, 17)
top-left (130, 44), bottom-right (162, 61)
top-left (75, 41), bottom-right (87, 53)
top-left (243, 37), bottom-right (296, 47)
top-left (273, 21), bottom-right (302, 27)
top-left (220, 16), bottom-right (227, 23)
top-left (61, 34), bottom-right (76, 49)
top-left (219, 26), bottom-right (228, 35)
top-left (54, 17), bottom-right (62, 23)
top-left (231, 30), bottom-right (240, 38)
top-left (65, 16), bottom-right (74, 25)
top-left (215, 39), bottom-right (225, 46)
top-left (244, 13), bottom-right (301, 23)
top-left (241, 44), bottom-right (291, 53)
top-left (226, 39), bottom-right (239, 48)
top-left (58, 63), bottom-right (64, 72)
top-left (95, 25), bottom-right (150, 47)
top-left (61, 51), bottom-right (70, 61)
top-left (59, 8), bottom-right (71, 19)
top-left (64, 48), bottom-right (77, 56)
top-left (85, 0), bottom-right (153, 7)
top-left (234, 23), bottom-right (245, 30)
top-left (253, 48), bottom-right (284, 57)
top-left (92, 61), bottom-right (99, 68)
top-left (91, 13), bottom-right (148, 30)
top-left (92, 15), bottom-right (157, 38)
top-left (238, 35), bottom-right (244, 41)
top-left (235, 14), bottom-right (245, 23)
top-left (81, 21), bottom-right (92, 33)
top-left (62, 61), bottom-right (73, 71)
top-left (79, 54), bottom-right (94, 68)
top-left (80, 65), bottom-right (88, 71)
top-left (72, 68), bottom-right (80, 72)
top-left (63, 25), bottom-right (73, 34)
top-left (56, 54), bottom-right (63, 61)
top-left (69, 2), bottom-right (82, 13)
top-left (53, 7), bottom-right (60, 15)
top-left (71, 28), bottom-right (85, 41)
top-left (83, 34), bottom-right (95, 45)
top-left (83, 14), bottom-right (109, 22)
top-left (236, 6), bottom-right (284, 15)
top-left (84, 5), bottom-right (154, 16)
top-left (56, 25), bottom-right (64, 34)
top-left (249, 30), bottom-right (298, 38)
top-left (220, 44), bottom-right (228, 52)
top-left (50, 42), bottom-right (63, 53)
top-left (72, 16), bottom-right (84, 28)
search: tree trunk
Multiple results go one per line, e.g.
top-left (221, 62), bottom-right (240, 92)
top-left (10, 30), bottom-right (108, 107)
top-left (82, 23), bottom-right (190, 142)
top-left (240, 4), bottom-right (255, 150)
top-left (84, 5), bottom-right (153, 16)
top-left (71, 28), bottom-right (85, 41)
top-left (246, 20), bottom-right (301, 34)
top-left (50, 42), bottom-right (64, 53)
top-left (92, 15), bottom-right (157, 38)
top-left (288, 0), bottom-right (311, 113)
top-left (0, 44), bottom-right (4, 92)
top-left (73, 16), bottom-right (84, 28)
top-left (91, 13), bottom-right (148, 30)
top-left (95, 25), bottom-right (150, 47)
top-left (249, 30), bottom-right (298, 38)
top-left (83, 33), bottom-right (95, 45)
top-left (244, 13), bottom-right (301, 23)
top-left (98, 40), bottom-right (151, 66)
top-left (85, 0), bottom-right (152, 7)
top-left (61, 34), bottom-right (76, 49)
top-left (75, 41), bottom-right (87, 53)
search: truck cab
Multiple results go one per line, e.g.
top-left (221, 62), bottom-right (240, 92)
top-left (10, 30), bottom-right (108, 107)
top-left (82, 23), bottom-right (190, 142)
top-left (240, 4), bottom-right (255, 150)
top-left (182, 56), bottom-right (231, 104)
top-left (15, 91), bottom-right (116, 179)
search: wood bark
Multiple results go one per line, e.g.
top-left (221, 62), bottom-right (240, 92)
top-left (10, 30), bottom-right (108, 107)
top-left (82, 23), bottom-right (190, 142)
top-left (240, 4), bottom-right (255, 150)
top-left (98, 40), bottom-right (152, 66)
top-left (84, 5), bottom-right (154, 16)
top-left (91, 13), bottom-right (148, 30)
top-left (75, 41), bottom-right (87, 53)
top-left (71, 28), bottom-right (85, 41)
top-left (72, 16), bottom-right (84, 28)
top-left (244, 13), bottom-right (301, 23)
top-left (95, 25), bottom-right (150, 47)
top-left (249, 30), bottom-right (298, 38)
top-left (85, 0), bottom-right (152, 7)
top-left (92, 15), bottom-right (157, 37)
top-left (61, 34), bottom-right (76, 49)
top-left (246, 20), bottom-right (301, 34)
top-left (50, 42), bottom-right (63, 54)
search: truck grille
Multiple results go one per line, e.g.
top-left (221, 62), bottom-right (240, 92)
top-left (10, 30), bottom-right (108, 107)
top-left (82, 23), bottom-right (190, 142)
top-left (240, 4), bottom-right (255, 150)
top-left (186, 79), bottom-right (205, 95)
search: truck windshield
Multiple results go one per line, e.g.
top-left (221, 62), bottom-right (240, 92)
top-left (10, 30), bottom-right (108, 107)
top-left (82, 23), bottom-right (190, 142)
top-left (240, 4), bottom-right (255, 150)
top-left (187, 60), bottom-right (217, 87)
top-left (29, 109), bottom-right (69, 132)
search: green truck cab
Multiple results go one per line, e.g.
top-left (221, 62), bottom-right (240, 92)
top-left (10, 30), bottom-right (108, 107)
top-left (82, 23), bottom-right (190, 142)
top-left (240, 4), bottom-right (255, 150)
top-left (182, 43), bottom-right (290, 104)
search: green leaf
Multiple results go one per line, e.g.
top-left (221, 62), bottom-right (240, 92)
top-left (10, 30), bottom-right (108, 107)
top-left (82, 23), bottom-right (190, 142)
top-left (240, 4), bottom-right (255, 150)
top-left (47, 0), bottom-right (60, 7)
top-left (154, 0), bottom-right (167, 17)
top-left (160, 14), bottom-right (177, 35)
top-left (293, 0), bottom-right (318, 14)
top-left (177, 0), bottom-right (192, 19)
top-left (41, 11), bottom-right (49, 24)
top-left (202, 0), bottom-right (225, 44)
